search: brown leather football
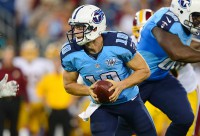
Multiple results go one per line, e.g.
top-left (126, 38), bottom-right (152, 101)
top-left (93, 80), bottom-right (114, 103)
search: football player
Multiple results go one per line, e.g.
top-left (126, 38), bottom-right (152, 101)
top-left (116, 0), bottom-right (200, 135)
top-left (61, 5), bottom-right (157, 136)
top-left (132, 9), bottom-right (153, 41)
top-left (133, 9), bottom-right (200, 136)
top-left (14, 39), bottom-right (53, 135)
top-left (132, 9), bottom-right (170, 136)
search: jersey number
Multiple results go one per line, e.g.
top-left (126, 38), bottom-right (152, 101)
top-left (158, 58), bottom-right (175, 70)
top-left (85, 71), bottom-right (120, 84)
top-left (116, 33), bottom-right (128, 45)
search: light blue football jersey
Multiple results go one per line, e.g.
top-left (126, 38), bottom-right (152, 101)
top-left (137, 7), bottom-right (192, 80)
top-left (60, 31), bottom-right (139, 105)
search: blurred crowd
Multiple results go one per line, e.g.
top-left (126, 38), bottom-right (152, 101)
top-left (0, 0), bottom-right (199, 136)
top-left (0, 0), bottom-right (171, 54)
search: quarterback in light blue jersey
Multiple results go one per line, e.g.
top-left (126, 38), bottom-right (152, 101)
top-left (116, 0), bottom-right (200, 136)
top-left (60, 4), bottom-right (156, 136)
top-left (62, 31), bottom-right (139, 105)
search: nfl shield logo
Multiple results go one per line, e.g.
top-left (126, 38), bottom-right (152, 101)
top-left (95, 63), bottom-right (100, 68)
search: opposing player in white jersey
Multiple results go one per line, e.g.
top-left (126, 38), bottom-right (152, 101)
top-left (14, 40), bottom-right (54, 103)
top-left (13, 39), bottom-right (53, 135)
top-left (61, 4), bottom-right (157, 136)
top-left (191, 35), bottom-right (200, 136)
top-left (132, 9), bottom-right (153, 43)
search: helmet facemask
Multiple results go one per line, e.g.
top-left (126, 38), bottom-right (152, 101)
top-left (184, 12), bottom-right (200, 35)
top-left (66, 21), bottom-right (94, 45)
top-left (170, 0), bottom-right (200, 35)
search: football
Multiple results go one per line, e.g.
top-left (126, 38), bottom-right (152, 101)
top-left (93, 80), bottom-right (114, 103)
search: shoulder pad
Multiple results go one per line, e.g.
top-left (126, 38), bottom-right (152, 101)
top-left (60, 42), bottom-right (83, 59)
top-left (157, 11), bottom-right (179, 31)
top-left (102, 31), bottom-right (136, 53)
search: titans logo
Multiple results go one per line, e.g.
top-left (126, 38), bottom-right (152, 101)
top-left (92, 9), bottom-right (105, 24)
top-left (178, 0), bottom-right (191, 8)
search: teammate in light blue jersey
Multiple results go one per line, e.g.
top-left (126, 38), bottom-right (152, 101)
top-left (117, 0), bottom-right (200, 136)
top-left (137, 7), bottom-right (192, 80)
top-left (60, 4), bottom-right (156, 136)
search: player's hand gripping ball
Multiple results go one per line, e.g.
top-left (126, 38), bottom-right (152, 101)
top-left (93, 80), bottom-right (115, 103)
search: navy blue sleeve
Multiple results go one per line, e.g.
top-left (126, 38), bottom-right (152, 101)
top-left (60, 42), bottom-right (82, 71)
top-left (156, 11), bottom-right (179, 32)
top-left (103, 31), bottom-right (137, 54)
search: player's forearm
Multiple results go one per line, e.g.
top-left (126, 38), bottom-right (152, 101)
top-left (121, 68), bottom-right (150, 89)
top-left (191, 39), bottom-right (200, 50)
top-left (172, 46), bottom-right (200, 63)
top-left (64, 83), bottom-right (90, 96)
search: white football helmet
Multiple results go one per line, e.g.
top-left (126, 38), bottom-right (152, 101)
top-left (170, 0), bottom-right (200, 35)
top-left (67, 5), bottom-right (106, 46)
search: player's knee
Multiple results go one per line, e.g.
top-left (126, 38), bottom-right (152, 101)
top-left (184, 112), bottom-right (194, 126)
top-left (173, 111), bottom-right (194, 126)
top-left (91, 122), bottom-right (116, 136)
top-left (91, 122), bottom-right (105, 134)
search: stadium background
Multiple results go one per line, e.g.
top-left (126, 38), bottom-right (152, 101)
top-left (0, 0), bottom-right (199, 136)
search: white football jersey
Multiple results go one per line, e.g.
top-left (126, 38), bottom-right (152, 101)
top-left (192, 62), bottom-right (200, 89)
top-left (14, 57), bottom-right (54, 102)
top-left (177, 64), bottom-right (198, 93)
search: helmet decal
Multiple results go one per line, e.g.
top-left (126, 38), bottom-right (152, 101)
top-left (92, 9), bottom-right (105, 24)
top-left (178, 0), bottom-right (191, 8)
top-left (72, 5), bottom-right (85, 19)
